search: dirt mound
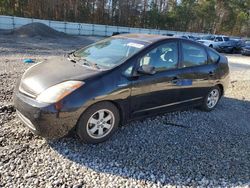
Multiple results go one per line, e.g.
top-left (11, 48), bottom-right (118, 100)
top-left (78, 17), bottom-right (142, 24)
top-left (11, 22), bottom-right (68, 38)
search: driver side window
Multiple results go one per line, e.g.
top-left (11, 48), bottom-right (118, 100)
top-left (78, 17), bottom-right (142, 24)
top-left (139, 42), bottom-right (178, 72)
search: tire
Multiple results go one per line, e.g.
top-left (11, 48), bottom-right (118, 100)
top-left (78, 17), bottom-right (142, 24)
top-left (209, 44), bottom-right (213, 48)
top-left (231, 48), bottom-right (236, 54)
top-left (76, 102), bottom-right (120, 144)
top-left (200, 86), bottom-right (221, 112)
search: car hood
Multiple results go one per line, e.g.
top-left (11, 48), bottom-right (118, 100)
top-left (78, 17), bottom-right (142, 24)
top-left (19, 57), bottom-right (101, 97)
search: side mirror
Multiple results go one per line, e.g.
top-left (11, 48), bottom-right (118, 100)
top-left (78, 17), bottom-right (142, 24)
top-left (137, 64), bottom-right (156, 75)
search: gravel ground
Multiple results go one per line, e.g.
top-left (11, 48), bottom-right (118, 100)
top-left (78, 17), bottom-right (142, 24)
top-left (0, 34), bottom-right (250, 187)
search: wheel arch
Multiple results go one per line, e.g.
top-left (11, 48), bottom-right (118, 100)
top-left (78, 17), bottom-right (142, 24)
top-left (216, 84), bottom-right (224, 97)
top-left (107, 100), bottom-right (125, 126)
top-left (77, 100), bottom-right (126, 127)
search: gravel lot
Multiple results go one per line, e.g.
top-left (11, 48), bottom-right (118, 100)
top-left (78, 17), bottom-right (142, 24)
top-left (0, 34), bottom-right (250, 187)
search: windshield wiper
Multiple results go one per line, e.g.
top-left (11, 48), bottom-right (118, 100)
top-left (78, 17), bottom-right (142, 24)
top-left (67, 52), bottom-right (77, 63)
top-left (68, 54), bottom-right (101, 70)
top-left (80, 58), bottom-right (93, 68)
top-left (81, 58), bottom-right (101, 70)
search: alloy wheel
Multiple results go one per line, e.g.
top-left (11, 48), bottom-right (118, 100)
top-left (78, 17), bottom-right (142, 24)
top-left (86, 109), bottom-right (115, 139)
top-left (207, 89), bottom-right (220, 109)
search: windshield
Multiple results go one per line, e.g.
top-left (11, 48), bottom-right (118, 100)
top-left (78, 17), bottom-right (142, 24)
top-left (73, 38), bottom-right (148, 69)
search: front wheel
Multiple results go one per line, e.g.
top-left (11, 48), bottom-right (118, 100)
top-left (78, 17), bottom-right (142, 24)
top-left (76, 102), bottom-right (120, 144)
top-left (200, 86), bottom-right (221, 111)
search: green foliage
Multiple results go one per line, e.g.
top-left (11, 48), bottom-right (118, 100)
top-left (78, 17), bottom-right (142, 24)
top-left (0, 0), bottom-right (249, 36)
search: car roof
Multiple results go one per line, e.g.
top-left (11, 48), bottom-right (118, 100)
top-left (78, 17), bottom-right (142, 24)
top-left (112, 33), bottom-right (172, 43)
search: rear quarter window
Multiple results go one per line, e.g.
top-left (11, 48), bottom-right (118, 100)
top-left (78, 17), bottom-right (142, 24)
top-left (208, 50), bottom-right (220, 64)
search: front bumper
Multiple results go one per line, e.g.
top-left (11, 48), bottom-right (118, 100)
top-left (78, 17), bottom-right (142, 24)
top-left (14, 90), bottom-right (80, 139)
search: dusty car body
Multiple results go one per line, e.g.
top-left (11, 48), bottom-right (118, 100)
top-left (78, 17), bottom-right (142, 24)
top-left (14, 34), bottom-right (229, 143)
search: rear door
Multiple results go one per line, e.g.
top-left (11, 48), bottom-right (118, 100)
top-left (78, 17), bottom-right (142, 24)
top-left (177, 40), bottom-right (217, 102)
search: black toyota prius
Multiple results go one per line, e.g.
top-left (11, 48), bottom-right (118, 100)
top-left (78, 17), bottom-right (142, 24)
top-left (14, 34), bottom-right (229, 144)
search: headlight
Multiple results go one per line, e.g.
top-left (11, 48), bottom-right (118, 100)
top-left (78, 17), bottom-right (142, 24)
top-left (36, 81), bottom-right (84, 103)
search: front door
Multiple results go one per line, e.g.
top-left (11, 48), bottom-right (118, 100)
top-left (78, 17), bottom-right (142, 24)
top-left (130, 40), bottom-right (181, 117)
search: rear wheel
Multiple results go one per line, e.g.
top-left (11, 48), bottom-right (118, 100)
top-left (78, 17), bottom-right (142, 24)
top-left (76, 102), bottom-right (120, 144)
top-left (209, 44), bottom-right (213, 48)
top-left (200, 86), bottom-right (221, 111)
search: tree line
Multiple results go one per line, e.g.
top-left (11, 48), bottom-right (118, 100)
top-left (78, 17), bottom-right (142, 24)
top-left (0, 0), bottom-right (250, 37)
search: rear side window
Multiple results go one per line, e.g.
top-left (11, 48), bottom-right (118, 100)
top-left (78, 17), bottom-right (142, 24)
top-left (181, 42), bottom-right (207, 68)
top-left (208, 50), bottom-right (220, 64)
